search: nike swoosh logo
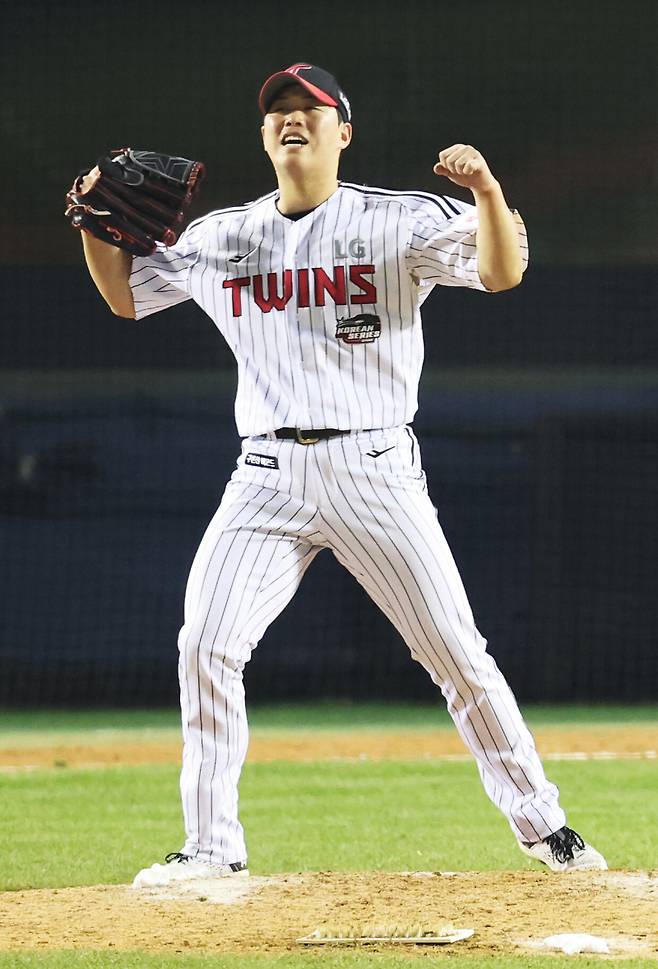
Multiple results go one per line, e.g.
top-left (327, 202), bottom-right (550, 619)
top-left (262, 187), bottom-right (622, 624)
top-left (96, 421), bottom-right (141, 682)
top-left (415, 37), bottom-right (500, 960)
top-left (366, 446), bottom-right (396, 458)
top-left (228, 247), bottom-right (257, 263)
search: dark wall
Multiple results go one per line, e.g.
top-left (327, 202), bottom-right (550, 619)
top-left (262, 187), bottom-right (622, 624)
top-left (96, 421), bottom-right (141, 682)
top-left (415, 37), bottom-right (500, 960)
top-left (1, 375), bottom-right (656, 705)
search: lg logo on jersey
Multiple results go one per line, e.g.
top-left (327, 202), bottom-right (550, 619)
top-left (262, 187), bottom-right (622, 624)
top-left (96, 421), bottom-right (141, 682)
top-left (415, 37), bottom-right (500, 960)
top-left (222, 264), bottom-right (378, 317)
top-left (334, 238), bottom-right (366, 259)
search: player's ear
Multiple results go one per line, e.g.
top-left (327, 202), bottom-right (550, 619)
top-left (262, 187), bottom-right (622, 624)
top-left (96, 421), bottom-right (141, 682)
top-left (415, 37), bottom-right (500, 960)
top-left (339, 122), bottom-right (352, 151)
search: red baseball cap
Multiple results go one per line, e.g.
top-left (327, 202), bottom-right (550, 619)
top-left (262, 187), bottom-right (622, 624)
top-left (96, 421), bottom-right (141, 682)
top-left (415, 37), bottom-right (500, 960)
top-left (259, 63), bottom-right (352, 122)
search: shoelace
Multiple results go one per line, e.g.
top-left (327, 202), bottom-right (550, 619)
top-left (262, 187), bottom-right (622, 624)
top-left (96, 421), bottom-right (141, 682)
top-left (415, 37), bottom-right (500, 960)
top-left (545, 827), bottom-right (585, 863)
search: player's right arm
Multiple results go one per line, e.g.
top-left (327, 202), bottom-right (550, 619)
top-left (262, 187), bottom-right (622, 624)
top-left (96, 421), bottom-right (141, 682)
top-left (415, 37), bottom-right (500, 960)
top-left (81, 232), bottom-right (135, 318)
top-left (78, 168), bottom-right (136, 319)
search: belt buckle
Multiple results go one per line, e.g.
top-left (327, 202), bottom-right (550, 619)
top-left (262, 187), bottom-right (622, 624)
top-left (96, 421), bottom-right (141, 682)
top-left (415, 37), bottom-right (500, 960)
top-left (295, 428), bottom-right (320, 445)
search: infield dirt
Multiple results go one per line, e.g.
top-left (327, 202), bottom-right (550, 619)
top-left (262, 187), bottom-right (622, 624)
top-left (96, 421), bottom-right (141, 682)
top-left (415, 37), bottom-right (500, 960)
top-left (2, 723), bottom-right (657, 769)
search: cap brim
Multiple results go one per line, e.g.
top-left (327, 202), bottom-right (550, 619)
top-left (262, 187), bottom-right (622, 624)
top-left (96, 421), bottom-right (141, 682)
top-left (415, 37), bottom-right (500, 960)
top-left (259, 73), bottom-right (339, 114)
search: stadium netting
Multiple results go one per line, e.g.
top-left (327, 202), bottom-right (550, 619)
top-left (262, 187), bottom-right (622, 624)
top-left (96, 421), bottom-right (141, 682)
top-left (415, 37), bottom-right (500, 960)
top-left (2, 0), bottom-right (657, 706)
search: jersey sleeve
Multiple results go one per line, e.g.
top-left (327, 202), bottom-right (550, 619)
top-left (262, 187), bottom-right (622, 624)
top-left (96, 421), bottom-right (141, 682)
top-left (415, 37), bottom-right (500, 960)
top-left (405, 196), bottom-right (529, 291)
top-left (128, 218), bottom-right (206, 319)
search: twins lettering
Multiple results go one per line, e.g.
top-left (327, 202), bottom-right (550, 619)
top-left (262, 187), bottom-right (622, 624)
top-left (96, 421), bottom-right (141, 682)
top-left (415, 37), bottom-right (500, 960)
top-left (223, 264), bottom-right (377, 317)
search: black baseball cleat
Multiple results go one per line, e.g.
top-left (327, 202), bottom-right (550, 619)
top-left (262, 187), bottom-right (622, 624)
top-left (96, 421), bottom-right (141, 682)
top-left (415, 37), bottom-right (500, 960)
top-left (132, 851), bottom-right (249, 887)
top-left (519, 825), bottom-right (607, 872)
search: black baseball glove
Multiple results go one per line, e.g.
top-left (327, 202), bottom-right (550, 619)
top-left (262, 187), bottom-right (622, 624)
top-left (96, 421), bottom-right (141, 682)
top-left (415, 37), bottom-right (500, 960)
top-left (65, 148), bottom-right (205, 256)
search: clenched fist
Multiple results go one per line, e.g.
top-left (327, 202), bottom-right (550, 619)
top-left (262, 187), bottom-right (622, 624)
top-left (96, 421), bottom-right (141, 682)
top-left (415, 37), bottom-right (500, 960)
top-left (433, 144), bottom-right (497, 193)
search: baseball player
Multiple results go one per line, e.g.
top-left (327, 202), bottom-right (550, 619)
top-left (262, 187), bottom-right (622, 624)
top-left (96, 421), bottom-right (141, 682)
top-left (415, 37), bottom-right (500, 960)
top-left (79, 64), bottom-right (607, 881)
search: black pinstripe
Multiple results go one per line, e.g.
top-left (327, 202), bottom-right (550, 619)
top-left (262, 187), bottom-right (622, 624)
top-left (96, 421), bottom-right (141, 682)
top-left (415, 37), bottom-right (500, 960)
top-left (178, 448), bottom-right (325, 861)
top-left (203, 514), bottom-right (291, 859)
top-left (334, 444), bottom-right (523, 794)
top-left (191, 489), bottom-right (271, 853)
top-left (356, 450), bottom-right (551, 836)
top-left (341, 182), bottom-right (462, 219)
top-left (205, 500), bottom-right (312, 861)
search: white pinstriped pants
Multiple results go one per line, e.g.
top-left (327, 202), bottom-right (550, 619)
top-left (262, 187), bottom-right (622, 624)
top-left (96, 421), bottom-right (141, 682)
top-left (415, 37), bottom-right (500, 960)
top-left (178, 425), bottom-right (565, 864)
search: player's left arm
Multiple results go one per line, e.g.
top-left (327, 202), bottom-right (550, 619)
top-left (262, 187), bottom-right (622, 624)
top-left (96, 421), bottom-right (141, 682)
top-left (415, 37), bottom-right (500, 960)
top-left (434, 145), bottom-right (523, 292)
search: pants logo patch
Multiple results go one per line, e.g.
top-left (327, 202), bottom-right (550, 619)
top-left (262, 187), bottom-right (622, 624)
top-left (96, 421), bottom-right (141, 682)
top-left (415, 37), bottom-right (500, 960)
top-left (245, 453), bottom-right (279, 469)
top-left (336, 313), bottom-right (381, 345)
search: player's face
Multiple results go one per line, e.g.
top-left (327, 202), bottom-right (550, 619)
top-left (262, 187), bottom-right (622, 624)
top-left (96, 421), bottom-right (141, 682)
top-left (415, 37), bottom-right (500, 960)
top-left (261, 86), bottom-right (352, 178)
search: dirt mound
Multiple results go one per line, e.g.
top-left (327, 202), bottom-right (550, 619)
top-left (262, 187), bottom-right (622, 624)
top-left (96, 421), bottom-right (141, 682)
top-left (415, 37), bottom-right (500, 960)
top-left (2, 871), bottom-right (656, 959)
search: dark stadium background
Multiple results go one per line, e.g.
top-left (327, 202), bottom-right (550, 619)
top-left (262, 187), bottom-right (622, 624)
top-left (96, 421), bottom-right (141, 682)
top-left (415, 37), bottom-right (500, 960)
top-left (1, 0), bottom-right (656, 705)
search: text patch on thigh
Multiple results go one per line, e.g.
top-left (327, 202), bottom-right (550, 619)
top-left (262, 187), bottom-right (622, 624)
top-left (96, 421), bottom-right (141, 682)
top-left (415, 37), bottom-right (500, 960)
top-left (245, 452), bottom-right (279, 469)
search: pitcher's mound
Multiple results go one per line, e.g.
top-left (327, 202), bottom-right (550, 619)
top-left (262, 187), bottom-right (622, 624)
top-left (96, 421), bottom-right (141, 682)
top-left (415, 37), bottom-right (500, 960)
top-left (1, 870), bottom-right (656, 958)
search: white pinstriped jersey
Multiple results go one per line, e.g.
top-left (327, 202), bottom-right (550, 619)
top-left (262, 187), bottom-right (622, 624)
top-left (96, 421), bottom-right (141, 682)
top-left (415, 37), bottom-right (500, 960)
top-left (129, 183), bottom-right (528, 437)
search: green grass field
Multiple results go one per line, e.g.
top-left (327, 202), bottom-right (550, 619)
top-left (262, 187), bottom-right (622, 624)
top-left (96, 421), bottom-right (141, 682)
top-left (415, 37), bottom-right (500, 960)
top-left (2, 759), bottom-right (656, 889)
top-left (1, 700), bottom-right (656, 743)
top-left (6, 954), bottom-right (657, 969)
top-left (1, 703), bottom-right (656, 969)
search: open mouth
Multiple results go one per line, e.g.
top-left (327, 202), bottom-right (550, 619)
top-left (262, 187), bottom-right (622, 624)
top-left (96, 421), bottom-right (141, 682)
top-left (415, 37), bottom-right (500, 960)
top-left (281, 136), bottom-right (308, 146)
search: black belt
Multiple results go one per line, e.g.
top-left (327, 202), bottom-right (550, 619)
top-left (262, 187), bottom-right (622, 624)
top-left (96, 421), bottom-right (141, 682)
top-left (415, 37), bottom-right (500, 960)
top-left (273, 427), bottom-right (352, 444)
